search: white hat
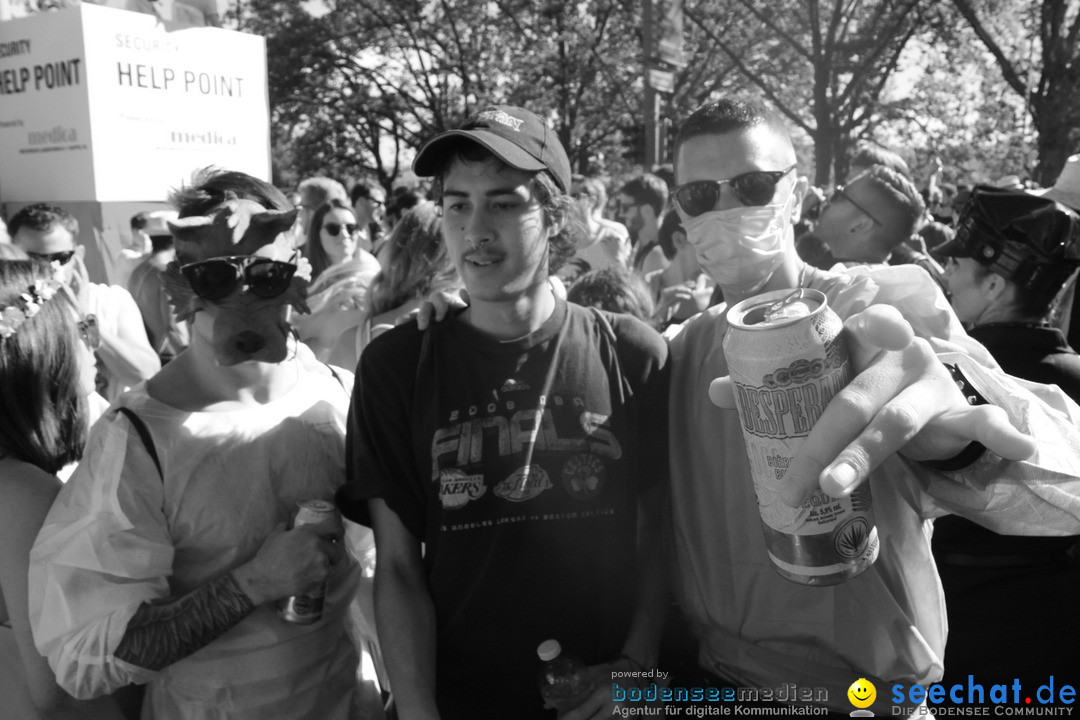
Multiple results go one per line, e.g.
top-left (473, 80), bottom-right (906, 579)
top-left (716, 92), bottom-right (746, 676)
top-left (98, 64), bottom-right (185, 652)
top-left (1039, 155), bottom-right (1080, 213)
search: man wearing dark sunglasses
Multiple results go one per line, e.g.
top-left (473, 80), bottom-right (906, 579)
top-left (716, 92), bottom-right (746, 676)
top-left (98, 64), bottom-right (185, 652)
top-left (665, 96), bottom-right (1080, 714)
top-left (812, 166), bottom-right (924, 266)
top-left (350, 178), bottom-right (387, 254)
top-left (30, 169), bottom-right (373, 720)
top-left (617, 173), bottom-right (670, 275)
top-left (7, 202), bottom-right (159, 401)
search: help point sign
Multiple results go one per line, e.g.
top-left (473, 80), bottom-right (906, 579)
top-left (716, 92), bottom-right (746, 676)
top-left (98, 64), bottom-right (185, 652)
top-left (0, 3), bottom-right (270, 203)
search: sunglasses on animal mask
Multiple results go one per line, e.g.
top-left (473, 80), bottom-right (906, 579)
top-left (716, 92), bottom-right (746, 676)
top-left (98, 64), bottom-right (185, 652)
top-left (180, 255), bottom-right (298, 301)
top-left (673, 165), bottom-right (797, 217)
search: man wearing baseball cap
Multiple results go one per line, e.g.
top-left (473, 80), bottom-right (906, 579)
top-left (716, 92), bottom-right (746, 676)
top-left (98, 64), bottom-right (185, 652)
top-left (338, 105), bottom-right (670, 720)
top-left (935, 185), bottom-right (1080, 688)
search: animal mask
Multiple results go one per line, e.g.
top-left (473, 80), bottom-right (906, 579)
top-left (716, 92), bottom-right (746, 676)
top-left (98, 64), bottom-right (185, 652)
top-left (162, 198), bottom-right (310, 366)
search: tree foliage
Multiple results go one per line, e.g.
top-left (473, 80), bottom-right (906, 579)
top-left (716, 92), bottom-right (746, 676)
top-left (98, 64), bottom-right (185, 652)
top-left (679, 0), bottom-right (928, 185)
top-left (226, 0), bottom-right (1076, 191)
top-left (951, 0), bottom-right (1080, 184)
top-left (240, 0), bottom-right (650, 188)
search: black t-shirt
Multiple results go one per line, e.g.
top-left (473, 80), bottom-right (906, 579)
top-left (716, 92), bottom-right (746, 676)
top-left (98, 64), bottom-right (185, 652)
top-left (339, 298), bottom-right (669, 720)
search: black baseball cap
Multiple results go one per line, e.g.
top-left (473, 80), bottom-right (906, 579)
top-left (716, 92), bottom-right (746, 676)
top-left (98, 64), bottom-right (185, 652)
top-left (413, 105), bottom-right (572, 193)
top-left (938, 185), bottom-right (1080, 298)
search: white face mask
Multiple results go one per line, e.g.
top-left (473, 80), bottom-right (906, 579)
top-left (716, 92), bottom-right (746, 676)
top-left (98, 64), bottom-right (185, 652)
top-left (681, 192), bottom-right (795, 294)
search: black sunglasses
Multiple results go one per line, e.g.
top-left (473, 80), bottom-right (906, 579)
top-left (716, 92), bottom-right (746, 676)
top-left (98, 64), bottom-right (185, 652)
top-left (673, 165), bottom-right (797, 217)
top-left (829, 186), bottom-right (883, 226)
top-left (28, 249), bottom-right (77, 265)
top-left (323, 222), bottom-right (359, 237)
top-left (78, 314), bottom-right (101, 350)
top-left (180, 255), bottom-right (298, 301)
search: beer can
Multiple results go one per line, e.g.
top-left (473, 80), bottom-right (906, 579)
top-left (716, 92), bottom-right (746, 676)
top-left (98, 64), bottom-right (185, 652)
top-left (722, 288), bottom-right (879, 586)
top-left (279, 499), bottom-right (340, 624)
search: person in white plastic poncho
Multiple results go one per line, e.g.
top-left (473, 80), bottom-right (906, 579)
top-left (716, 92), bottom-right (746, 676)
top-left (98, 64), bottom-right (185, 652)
top-left (665, 98), bottom-right (1080, 714)
top-left (28, 170), bottom-right (375, 720)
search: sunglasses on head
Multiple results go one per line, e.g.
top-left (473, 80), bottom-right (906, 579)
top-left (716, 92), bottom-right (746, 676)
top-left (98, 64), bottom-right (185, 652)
top-left (673, 165), bottom-right (797, 217)
top-left (829, 186), bottom-right (883, 226)
top-left (78, 314), bottom-right (101, 351)
top-left (28, 249), bottom-right (77, 265)
top-left (180, 255), bottom-right (298, 302)
top-left (323, 222), bottom-right (359, 237)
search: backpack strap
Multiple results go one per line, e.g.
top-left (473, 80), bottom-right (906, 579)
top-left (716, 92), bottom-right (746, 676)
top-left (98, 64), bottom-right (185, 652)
top-left (115, 406), bottom-right (163, 481)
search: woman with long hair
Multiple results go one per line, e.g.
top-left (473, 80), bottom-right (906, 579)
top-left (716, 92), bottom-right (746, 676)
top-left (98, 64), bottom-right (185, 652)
top-left (294, 199), bottom-right (381, 368)
top-left (356, 201), bottom-right (460, 355)
top-left (0, 259), bottom-right (124, 720)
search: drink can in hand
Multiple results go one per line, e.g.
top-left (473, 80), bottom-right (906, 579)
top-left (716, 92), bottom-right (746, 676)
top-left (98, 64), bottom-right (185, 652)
top-left (723, 288), bottom-right (879, 586)
top-left (279, 499), bottom-right (340, 624)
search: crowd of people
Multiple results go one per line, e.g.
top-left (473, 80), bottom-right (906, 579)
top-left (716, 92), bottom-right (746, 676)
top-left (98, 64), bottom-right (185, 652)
top-left (1, 92), bottom-right (1079, 720)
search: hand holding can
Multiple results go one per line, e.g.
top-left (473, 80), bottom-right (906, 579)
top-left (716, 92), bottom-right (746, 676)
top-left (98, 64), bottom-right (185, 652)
top-left (722, 288), bottom-right (879, 586)
top-left (232, 518), bottom-right (340, 606)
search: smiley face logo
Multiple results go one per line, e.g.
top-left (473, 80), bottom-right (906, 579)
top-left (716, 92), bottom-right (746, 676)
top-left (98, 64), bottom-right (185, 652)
top-left (847, 678), bottom-right (876, 710)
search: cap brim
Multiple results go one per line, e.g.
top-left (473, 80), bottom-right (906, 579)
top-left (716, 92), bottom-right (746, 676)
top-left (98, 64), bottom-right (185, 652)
top-left (1042, 188), bottom-right (1080, 214)
top-left (934, 237), bottom-right (968, 258)
top-left (413, 129), bottom-right (548, 178)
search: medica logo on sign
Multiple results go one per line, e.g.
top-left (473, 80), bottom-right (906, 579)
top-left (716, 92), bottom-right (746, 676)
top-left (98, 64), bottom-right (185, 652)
top-left (0, 3), bottom-right (270, 203)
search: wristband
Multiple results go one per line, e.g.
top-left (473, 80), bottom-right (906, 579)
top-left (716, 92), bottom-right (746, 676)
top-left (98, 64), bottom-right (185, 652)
top-left (922, 363), bottom-right (988, 471)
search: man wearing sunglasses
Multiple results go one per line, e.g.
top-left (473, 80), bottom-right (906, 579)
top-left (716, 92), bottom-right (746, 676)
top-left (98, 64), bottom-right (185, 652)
top-left (666, 96), bottom-right (1080, 714)
top-left (30, 170), bottom-right (375, 720)
top-left (813, 166), bottom-right (923, 265)
top-left (811, 166), bottom-right (947, 292)
top-left (617, 173), bottom-right (670, 276)
top-left (350, 178), bottom-right (387, 254)
top-left (8, 203), bottom-right (160, 401)
top-left (338, 104), bottom-right (670, 720)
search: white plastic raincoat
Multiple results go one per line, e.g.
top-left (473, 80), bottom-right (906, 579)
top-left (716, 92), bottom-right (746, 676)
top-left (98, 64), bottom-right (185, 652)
top-left (29, 367), bottom-right (363, 719)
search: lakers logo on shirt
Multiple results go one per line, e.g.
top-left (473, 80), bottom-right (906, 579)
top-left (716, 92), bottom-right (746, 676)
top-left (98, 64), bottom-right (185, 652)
top-left (439, 468), bottom-right (487, 509)
top-left (562, 453), bottom-right (605, 500)
top-left (495, 465), bottom-right (553, 502)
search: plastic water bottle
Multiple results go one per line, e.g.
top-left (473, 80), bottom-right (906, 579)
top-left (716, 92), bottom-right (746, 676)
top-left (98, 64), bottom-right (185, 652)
top-left (537, 639), bottom-right (596, 716)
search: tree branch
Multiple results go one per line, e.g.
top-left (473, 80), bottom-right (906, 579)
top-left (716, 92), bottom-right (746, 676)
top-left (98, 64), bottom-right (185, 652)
top-left (950, 0), bottom-right (1030, 99)
top-left (684, 6), bottom-right (814, 134)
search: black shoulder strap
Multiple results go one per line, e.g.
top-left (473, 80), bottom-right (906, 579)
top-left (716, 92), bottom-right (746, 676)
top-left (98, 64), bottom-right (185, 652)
top-left (115, 406), bottom-right (163, 481)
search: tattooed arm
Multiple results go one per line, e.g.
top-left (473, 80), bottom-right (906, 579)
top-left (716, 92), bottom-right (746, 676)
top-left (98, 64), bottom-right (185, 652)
top-left (114, 524), bottom-right (342, 672)
top-left (114, 574), bottom-right (254, 670)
